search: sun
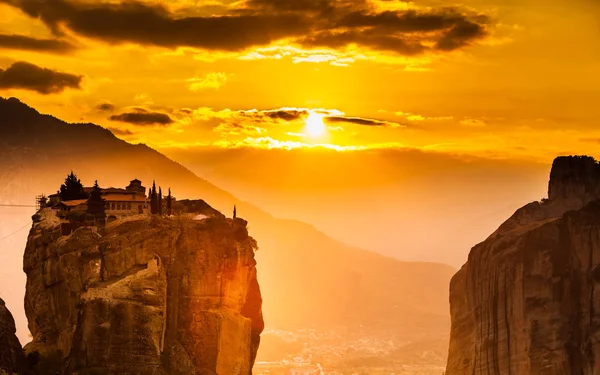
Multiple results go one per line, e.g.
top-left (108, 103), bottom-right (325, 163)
top-left (305, 112), bottom-right (327, 137)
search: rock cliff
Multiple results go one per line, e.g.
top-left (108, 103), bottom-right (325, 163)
top-left (22, 209), bottom-right (263, 375)
top-left (446, 156), bottom-right (600, 375)
top-left (0, 298), bottom-right (25, 374)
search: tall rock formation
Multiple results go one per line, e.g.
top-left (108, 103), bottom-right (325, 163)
top-left (0, 298), bottom-right (25, 374)
top-left (23, 208), bottom-right (263, 375)
top-left (446, 155), bottom-right (600, 375)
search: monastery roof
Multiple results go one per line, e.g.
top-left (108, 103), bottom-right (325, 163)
top-left (102, 188), bottom-right (132, 194)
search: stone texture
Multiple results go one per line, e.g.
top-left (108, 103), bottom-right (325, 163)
top-left (446, 156), bottom-right (600, 375)
top-left (23, 211), bottom-right (263, 375)
top-left (0, 298), bottom-right (25, 374)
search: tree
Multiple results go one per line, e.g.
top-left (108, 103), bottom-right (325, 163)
top-left (59, 171), bottom-right (88, 201)
top-left (167, 188), bottom-right (172, 216)
top-left (150, 181), bottom-right (157, 214)
top-left (158, 187), bottom-right (163, 216)
top-left (87, 180), bottom-right (106, 219)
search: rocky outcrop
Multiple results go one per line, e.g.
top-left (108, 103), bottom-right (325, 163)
top-left (446, 156), bottom-right (600, 375)
top-left (23, 209), bottom-right (263, 375)
top-left (0, 298), bottom-right (25, 374)
top-left (548, 155), bottom-right (600, 201)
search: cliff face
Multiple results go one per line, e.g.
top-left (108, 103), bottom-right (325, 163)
top-left (446, 156), bottom-right (600, 375)
top-left (0, 298), bottom-right (25, 374)
top-left (23, 209), bottom-right (263, 375)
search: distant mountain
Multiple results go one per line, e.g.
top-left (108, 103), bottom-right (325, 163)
top-left (0, 97), bottom-right (454, 365)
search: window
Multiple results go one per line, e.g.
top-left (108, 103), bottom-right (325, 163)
top-left (117, 204), bottom-right (121, 210)
top-left (127, 203), bottom-right (132, 210)
top-left (111, 203), bottom-right (115, 210)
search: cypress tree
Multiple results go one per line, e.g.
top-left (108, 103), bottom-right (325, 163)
top-left (158, 187), bottom-right (163, 216)
top-left (87, 180), bottom-right (106, 219)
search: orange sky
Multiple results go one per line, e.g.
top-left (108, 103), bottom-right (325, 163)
top-left (1, 0), bottom-right (599, 163)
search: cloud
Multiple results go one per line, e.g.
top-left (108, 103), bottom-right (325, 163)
top-left (0, 33), bottom-right (75, 52)
top-left (1, 0), bottom-right (307, 51)
top-left (325, 116), bottom-right (404, 127)
top-left (109, 108), bottom-right (174, 126)
top-left (214, 136), bottom-right (369, 151)
top-left (396, 111), bottom-right (454, 121)
top-left (192, 107), bottom-right (312, 123)
top-left (1, 0), bottom-right (490, 57)
top-left (189, 106), bottom-right (405, 132)
top-left (460, 118), bottom-right (487, 127)
top-left (197, 108), bottom-right (310, 135)
top-left (213, 122), bottom-right (266, 136)
top-left (258, 109), bottom-right (309, 121)
top-left (187, 72), bottom-right (231, 91)
top-left (107, 127), bottom-right (134, 136)
top-left (96, 102), bottom-right (116, 112)
top-left (0, 61), bottom-right (82, 94)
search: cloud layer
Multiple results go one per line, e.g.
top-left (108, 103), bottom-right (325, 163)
top-left (109, 108), bottom-right (174, 126)
top-left (0, 33), bottom-right (75, 52)
top-left (326, 116), bottom-right (402, 127)
top-left (0, 61), bottom-right (82, 94)
top-left (191, 107), bottom-right (404, 137)
top-left (1, 0), bottom-right (489, 56)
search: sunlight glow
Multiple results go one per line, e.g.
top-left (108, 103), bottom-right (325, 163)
top-left (305, 112), bottom-right (327, 137)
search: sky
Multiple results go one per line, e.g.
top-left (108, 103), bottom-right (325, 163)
top-left (0, 0), bottom-right (599, 162)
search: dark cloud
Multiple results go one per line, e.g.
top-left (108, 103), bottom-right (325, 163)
top-left (233, 109), bottom-right (310, 122)
top-left (109, 108), bottom-right (174, 126)
top-left (1, 0), bottom-right (489, 55)
top-left (261, 109), bottom-right (308, 121)
top-left (96, 102), bottom-right (116, 112)
top-left (302, 9), bottom-right (487, 53)
top-left (436, 19), bottom-right (486, 50)
top-left (1, 0), bottom-right (307, 51)
top-left (325, 116), bottom-right (400, 127)
top-left (107, 127), bottom-right (135, 136)
top-left (0, 61), bottom-right (82, 94)
top-left (298, 30), bottom-right (425, 55)
top-left (244, 0), bottom-right (342, 14)
top-left (0, 33), bottom-right (75, 52)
